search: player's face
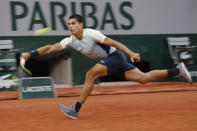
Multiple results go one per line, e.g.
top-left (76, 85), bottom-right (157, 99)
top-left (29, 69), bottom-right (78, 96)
top-left (68, 18), bottom-right (83, 35)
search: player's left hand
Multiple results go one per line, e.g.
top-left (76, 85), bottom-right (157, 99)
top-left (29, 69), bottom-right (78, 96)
top-left (130, 53), bottom-right (141, 63)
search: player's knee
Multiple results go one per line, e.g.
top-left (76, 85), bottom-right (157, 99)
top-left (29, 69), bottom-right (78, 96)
top-left (85, 71), bottom-right (92, 80)
top-left (85, 70), bottom-right (96, 81)
top-left (137, 74), bottom-right (149, 84)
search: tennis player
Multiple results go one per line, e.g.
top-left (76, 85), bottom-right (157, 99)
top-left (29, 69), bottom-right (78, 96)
top-left (20, 14), bottom-right (192, 119)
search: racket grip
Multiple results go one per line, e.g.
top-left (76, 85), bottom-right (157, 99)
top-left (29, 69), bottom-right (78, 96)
top-left (20, 58), bottom-right (25, 66)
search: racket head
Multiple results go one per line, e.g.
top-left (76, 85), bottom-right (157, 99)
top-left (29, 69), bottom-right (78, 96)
top-left (16, 64), bottom-right (32, 77)
top-left (20, 64), bottom-right (32, 76)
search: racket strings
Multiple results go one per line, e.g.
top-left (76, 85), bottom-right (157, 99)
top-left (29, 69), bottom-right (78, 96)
top-left (17, 64), bottom-right (32, 77)
top-left (20, 64), bottom-right (32, 75)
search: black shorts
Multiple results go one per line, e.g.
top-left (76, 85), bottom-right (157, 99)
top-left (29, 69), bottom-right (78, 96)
top-left (98, 50), bottom-right (136, 78)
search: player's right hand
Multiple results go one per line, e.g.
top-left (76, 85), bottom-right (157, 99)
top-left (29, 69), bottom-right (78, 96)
top-left (20, 52), bottom-right (31, 62)
top-left (130, 53), bottom-right (141, 63)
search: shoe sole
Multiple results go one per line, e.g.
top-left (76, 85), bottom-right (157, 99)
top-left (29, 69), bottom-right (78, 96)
top-left (181, 63), bottom-right (192, 84)
top-left (59, 104), bottom-right (78, 120)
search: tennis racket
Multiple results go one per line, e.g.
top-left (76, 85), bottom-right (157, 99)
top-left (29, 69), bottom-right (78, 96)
top-left (17, 58), bottom-right (32, 76)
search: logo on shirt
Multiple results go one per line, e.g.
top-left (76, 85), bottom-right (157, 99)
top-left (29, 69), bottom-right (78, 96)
top-left (100, 60), bottom-right (105, 63)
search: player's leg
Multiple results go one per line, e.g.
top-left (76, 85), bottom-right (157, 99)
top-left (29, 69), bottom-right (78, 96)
top-left (125, 68), bottom-right (169, 84)
top-left (79, 63), bottom-right (108, 104)
top-left (60, 63), bottom-right (108, 119)
top-left (59, 50), bottom-right (128, 119)
top-left (125, 62), bottom-right (192, 84)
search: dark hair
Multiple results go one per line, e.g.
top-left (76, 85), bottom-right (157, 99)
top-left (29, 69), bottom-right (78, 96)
top-left (69, 14), bottom-right (83, 23)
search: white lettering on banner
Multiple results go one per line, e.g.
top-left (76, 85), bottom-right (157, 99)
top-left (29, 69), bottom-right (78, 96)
top-left (21, 86), bottom-right (53, 92)
top-left (0, 0), bottom-right (197, 36)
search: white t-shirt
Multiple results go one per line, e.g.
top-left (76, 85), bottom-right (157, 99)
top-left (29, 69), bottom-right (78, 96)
top-left (60, 28), bottom-right (116, 60)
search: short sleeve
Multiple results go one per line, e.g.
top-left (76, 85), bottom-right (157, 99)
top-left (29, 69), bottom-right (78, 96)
top-left (86, 29), bottom-right (107, 43)
top-left (60, 36), bottom-right (72, 48)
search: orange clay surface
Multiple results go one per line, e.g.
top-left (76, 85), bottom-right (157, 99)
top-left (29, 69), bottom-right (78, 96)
top-left (0, 82), bottom-right (197, 131)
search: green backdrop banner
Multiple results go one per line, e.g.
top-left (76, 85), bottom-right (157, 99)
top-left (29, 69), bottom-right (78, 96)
top-left (1, 34), bottom-right (197, 84)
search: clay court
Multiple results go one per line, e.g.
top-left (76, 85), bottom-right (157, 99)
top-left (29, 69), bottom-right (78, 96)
top-left (0, 82), bottom-right (197, 131)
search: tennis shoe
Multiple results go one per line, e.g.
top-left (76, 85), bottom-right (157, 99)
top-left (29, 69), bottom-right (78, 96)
top-left (59, 104), bottom-right (78, 119)
top-left (176, 62), bottom-right (192, 84)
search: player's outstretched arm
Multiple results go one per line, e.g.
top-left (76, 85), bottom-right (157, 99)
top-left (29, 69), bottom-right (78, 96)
top-left (103, 38), bottom-right (141, 63)
top-left (20, 42), bottom-right (64, 62)
top-left (37, 42), bottom-right (64, 55)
